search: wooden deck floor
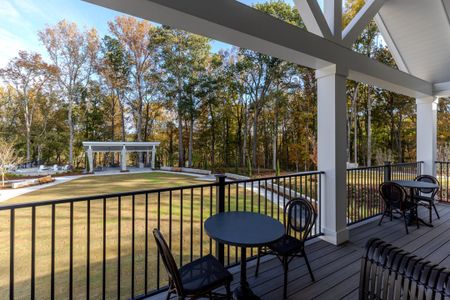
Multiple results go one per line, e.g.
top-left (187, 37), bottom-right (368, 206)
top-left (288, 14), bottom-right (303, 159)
top-left (148, 203), bottom-right (450, 300)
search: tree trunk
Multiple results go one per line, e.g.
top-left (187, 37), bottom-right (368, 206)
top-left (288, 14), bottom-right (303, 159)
top-left (188, 117), bottom-right (194, 167)
top-left (352, 84), bottom-right (359, 164)
top-left (273, 107), bottom-right (278, 171)
top-left (243, 105), bottom-right (248, 167)
top-left (367, 85), bottom-right (372, 166)
top-left (120, 102), bottom-right (126, 142)
top-left (178, 109), bottom-right (184, 167)
top-left (252, 108), bottom-right (259, 168)
top-left (68, 97), bottom-right (74, 166)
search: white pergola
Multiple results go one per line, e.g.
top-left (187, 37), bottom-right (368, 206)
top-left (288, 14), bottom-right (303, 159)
top-left (84, 0), bottom-right (450, 245)
top-left (82, 141), bottom-right (160, 173)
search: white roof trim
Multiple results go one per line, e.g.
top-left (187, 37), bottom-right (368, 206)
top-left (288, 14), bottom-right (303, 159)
top-left (374, 13), bottom-right (409, 73)
top-left (433, 81), bottom-right (450, 97)
top-left (84, 0), bottom-right (432, 97)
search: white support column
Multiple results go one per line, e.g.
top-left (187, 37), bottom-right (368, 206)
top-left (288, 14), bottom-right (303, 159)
top-left (151, 145), bottom-right (156, 169)
top-left (416, 96), bottom-right (438, 176)
top-left (146, 150), bottom-right (150, 166)
top-left (316, 65), bottom-right (349, 245)
top-left (87, 146), bottom-right (94, 174)
top-left (121, 145), bottom-right (127, 172)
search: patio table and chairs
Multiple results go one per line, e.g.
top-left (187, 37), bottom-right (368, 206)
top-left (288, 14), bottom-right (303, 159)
top-left (204, 197), bottom-right (317, 300)
top-left (204, 211), bottom-right (285, 300)
top-left (379, 177), bottom-right (440, 234)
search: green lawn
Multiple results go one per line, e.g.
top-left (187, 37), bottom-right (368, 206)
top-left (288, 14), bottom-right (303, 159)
top-left (0, 172), bottom-right (274, 299)
top-left (3, 172), bottom-right (207, 205)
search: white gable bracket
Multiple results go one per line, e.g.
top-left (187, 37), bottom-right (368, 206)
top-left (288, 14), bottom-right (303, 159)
top-left (342, 0), bottom-right (385, 47)
top-left (294, 0), bottom-right (333, 39)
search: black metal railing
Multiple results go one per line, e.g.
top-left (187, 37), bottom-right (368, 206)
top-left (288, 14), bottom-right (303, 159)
top-left (436, 161), bottom-right (450, 202)
top-left (346, 161), bottom-right (423, 225)
top-left (0, 171), bottom-right (322, 300)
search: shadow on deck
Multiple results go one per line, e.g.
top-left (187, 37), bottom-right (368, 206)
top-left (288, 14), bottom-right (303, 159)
top-left (148, 203), bottom-right (450, 300)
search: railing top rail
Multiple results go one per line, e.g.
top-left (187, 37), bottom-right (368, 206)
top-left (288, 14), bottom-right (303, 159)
top-left (0, 181), bottom-right (218, 211)
top-left (347, 161), bottom-right (423, 171)
top-left (226, 170), bottom-right (324, 184)
top-left (435, 161), bottom-right (450, 163)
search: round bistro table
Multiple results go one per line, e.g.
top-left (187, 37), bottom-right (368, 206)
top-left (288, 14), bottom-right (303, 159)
top-left (392, 180), bottom-right (439, 227)
top-left (205, 212), bottom-right (285, 300)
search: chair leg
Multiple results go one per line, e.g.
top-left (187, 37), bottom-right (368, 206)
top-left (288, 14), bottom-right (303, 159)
top-left (378, 211), bottom-right (386, 226)
top-left (166, 282), bottom-right (173, 300)
top-left (403, 212), bottom-right (409, 234)
top-left (255, 247), bottom-right (261, 277)
top-left (225, 281), bottom-right (231, 300)
top-left (390, 208), bottom-right (393, 221)
top-left (282, 256), bottom-right (289, 299)
top-left (429, 205), bottom-right (433, 224)
top-left (416, 206), bottom-right (419, 229)
top-left (303, 250), bottom-right (315, 282)
top-left (433, 203), bottom-right (440, 219)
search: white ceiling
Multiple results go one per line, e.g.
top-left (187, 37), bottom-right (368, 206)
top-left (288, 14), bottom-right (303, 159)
top-left (377, 0), bottom-right (450, 84)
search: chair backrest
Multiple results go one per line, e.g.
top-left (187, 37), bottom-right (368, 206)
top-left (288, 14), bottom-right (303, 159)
top-left (152, 229), bottom-right (184, 295)
top-left (285, 197), bottom-right (317, 241)
top-left (415, 175), bottom-right (439, 198)
top-left (379, 182), bottom-right (409, 211)
top-left (360, 238), bottom-right (450, 300)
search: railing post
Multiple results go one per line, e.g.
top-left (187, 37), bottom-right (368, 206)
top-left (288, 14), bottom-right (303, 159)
top-left (215, 174), bottom-right (226, 265)
top-left (384, 161), bottom-right (392, 182)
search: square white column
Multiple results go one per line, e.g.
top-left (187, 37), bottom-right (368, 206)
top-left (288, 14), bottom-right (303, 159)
top-left (316, 65), bottom-right (349, 245)
top-left (87, 146), bottom-right (94, 173)
top-left (121, 145), bottom-right (127, 172)
top-left (151, 146), bottom-right (156, 169)
top-left (416, 97), bottom-right (438, 176)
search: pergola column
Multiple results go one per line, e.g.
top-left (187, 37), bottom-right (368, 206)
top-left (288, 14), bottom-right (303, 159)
top-left (121, 145), bottom-right (127, 172)
top-left (151, 145), bottom-right (156, 169)
top-left (87, 146), bottom-right (94, 173)
top-left (416, 96), bottom-right (438, 176)
top-left (316, 65), bottom-right (349, 245)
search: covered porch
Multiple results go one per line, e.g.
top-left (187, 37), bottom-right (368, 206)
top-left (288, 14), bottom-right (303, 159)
top-left (148, 202), bottom-right (450, 300)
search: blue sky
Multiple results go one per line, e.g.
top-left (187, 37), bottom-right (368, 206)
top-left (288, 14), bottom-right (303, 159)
top-left (0, 0), bottom-right (296, 67)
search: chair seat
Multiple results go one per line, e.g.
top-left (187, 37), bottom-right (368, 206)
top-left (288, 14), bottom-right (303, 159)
top-left (413, 194), bottom-right (434, 203)
top-left (179, 254), bottom-right (232, 294)
top-left (268, 234), bottom-right (304, 256)
top-left (389, 200), bottom-right (416, 210)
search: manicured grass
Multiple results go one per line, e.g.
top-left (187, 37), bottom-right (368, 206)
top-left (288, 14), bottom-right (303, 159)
top-left (0, 172), bottom-right (274, 299)
top-left (3, 172), bottom-right (207, 205)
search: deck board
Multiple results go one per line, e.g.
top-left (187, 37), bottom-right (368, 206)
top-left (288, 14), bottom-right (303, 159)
top-left (147, 203), bottom-right (450, 300)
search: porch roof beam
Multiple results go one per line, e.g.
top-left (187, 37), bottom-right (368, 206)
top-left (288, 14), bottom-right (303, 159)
top-left (342, 0), bottom-right (385, 48)
top-left (84, 0), bottom-right (432, 97)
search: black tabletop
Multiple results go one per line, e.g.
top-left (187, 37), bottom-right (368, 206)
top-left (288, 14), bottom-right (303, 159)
top-left (392, 180), bottom-right (438, 189)
top-left (204, 212), bottom-right (285, 247)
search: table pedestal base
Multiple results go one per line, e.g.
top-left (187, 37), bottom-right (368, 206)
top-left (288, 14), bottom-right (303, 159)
top-left (233, 246), bottom-right (261, 300)
top-left (233, 285), bottom-right (260, 300)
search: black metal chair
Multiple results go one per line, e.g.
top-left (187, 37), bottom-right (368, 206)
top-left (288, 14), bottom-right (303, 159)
top-left (153, 229), bottom-right (233, 300)
top-left (414, 175), bottom-right (440, 223)
top-left (254, 197), bottom-right (317, 299)
top-left (378, 182), bottom-right (417, 234)
top-left (360, 238), bottom-right (450, 300)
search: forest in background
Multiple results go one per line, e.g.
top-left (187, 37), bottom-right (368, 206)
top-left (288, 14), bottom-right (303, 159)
top-left (0, 1), bottom-right (449, 174)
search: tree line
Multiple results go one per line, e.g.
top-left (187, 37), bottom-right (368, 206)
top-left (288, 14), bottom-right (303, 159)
top-left (0, 1), bottom-right (448, 174)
